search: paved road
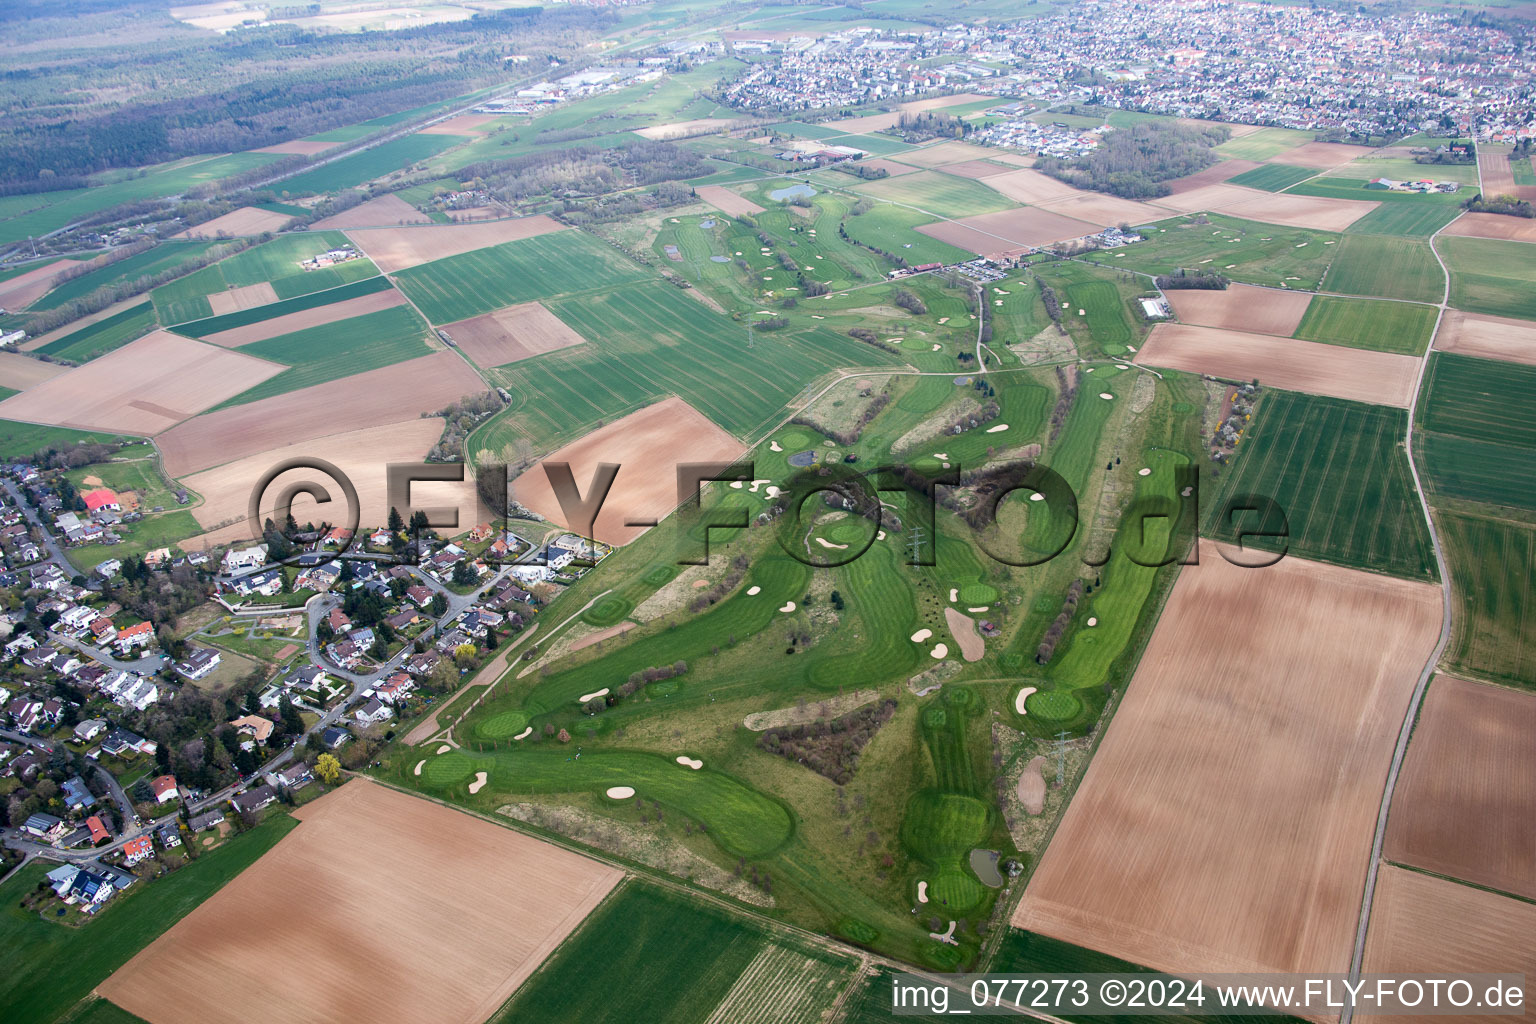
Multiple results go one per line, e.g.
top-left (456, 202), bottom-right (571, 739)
top-left (47, 630), bottom-right (166, 674)
top-left (0, 727), bottom-right (136, 835)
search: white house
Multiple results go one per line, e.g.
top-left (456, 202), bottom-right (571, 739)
top-left (221, 546), bottom-right (267, 574)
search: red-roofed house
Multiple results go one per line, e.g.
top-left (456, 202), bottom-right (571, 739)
top-left (150, 774), bottom-right (179, 805)
top-left (115, 621), bottom-right (154, 653)
top-left (83, 489), bottom-right (121, 513)
top-left (122, 835), bottom-right (153, 866)
top-left (85, 815), bottom-right (110, 844)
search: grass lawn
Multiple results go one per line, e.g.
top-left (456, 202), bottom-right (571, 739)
top-left (1321, 235), bottom-right (1445, 303)
top-left (35, 302), bottom-right (156, 363)
top-left (0, 421), bottom-right (134, 460)
top-left (65, 458), bottom-right (176, 510)
top-left (69, 510), bottom-right (204, 572)
top-left (846, 170), bottom-right (1013, 219)
top-left (1226, 163), bottom-right (1317, 192)
top-left (1344, 155), bottom-right (1482, 186)
top-left (1292, 295), bottom-right (1438, 354)
top-left (1441, 236), bottom-right (1536, 321)
top-left (208, 303), bottom-right (435, 409)
top-left (1201, 389), bottom-right (1437, 580)
top-left (0, 812), bottom-right (297, 1023)
top-left (839, 201), bottom-right (976, 266)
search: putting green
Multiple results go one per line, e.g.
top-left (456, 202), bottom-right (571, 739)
top-left (1025, 690), bottom-right (1082, 721)
top-left (478, 710), bottom-right (531, 739)
top-left (957, 582), bottom-right (997, 605)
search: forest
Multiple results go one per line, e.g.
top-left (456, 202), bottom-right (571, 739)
top-left (0, 1), bottom-right (619, 184)
top-left (1036, 121), bottom-right (1229, 198)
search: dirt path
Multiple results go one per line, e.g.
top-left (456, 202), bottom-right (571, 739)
top-left (403, 630), bottom-right (534, 746)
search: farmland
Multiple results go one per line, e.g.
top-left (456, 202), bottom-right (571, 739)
top-left (33, 301), bottom-right (155, 362)
top-left (1213, 126), bottom-right (1314, 160)
top-left (271, 134), bottom-right (462, 195)
top-left (1014, 549), bottom-right (1441, 977)
top-left (840, 202), bottom-right (978, 265)
top-left (1441, 236), bottom-right (1536, 321)
top-left (392, 231), bottom-right (649, 324)
top-left (1292, 295), bottom-right (1437, 354)
top-left (847, 170), bottom-right (1015, 218)
top-left (491, 882), bottom-right (854, 1024)
top-left (152, 231), bottom-right (380, 324)
top-left (1418, 352), bottom-right (1536, 450)
top-left (0, 813), bottom-right (297, 1024)
top-left (172, 274), bottom-right (395, 338)
top-left (28, 241), bottom-right (224, 311)
top-left (1226, 163), bottom-right (1316, 192)
top-left (1202, 390), bottom-right (1437, 580)
top-left (1437, 511), bottom-right (1536, 688)
top-left (1384, 674), bottom-right (1536, 898)
top-left (206, 303), bottom-right (435, 409)
top-left (0, 419), bottom-right (126, 459)
top-left (99, 780), bottom-right (623, 1024)
top-left (1321, 235), bottom-right (1445, 303)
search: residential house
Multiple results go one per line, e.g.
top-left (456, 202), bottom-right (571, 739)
top-left (99, 728), bottom-right (156, 757)
top-left (296, 561), bottom-right (342, 592)
top-left (67, 869), bottom-right (116, 907)
top-left (175, 647), bottom-right (222, 681)
top-left (150, 774), bottom-right (179, 805)
top-left (86, 815), bottom-right (111, 844)
top-left (122, 835), bottom-right (153, 866)
top-left (327, 638), bottom-right (364, 669)
top-left (6, 696), bottom-right (43, 732)
top-left (189, 809), bottom-right (226, 833)
top-left (406, 650), bottom-right (441, 677)
top-left (222, 545), bottom-right (267, 574)
top-left (74, 718), bottom-right (107, 742)
top-left (6, 750), bottom-right (41, 782)
top-left (89, 616), bottom-right (117, 645)
top-left (101, 671), bottom-right (159, 712)
top-left (94, 558), bottom-right (123, 579)
top-left (325, 608), bottom-right (352, 633)
top-left (22, 812), bottom-right (67, 841)
top-left (320, 726), bottom-right (351, 749)
top-left (373, 672), bottom-right (414, 705)
top-left (267, 762), bottom-right (313, 791)
top-left (231, 784), bottom-right (278, 815)
top-left (405, 585), bottom-right (435, 609)
top-left (60, 776), bottom-right (97, 811)
top-left (82, 489), bottom-right (121, 514)
top-left (353, 697), bottom-right (392, 725)
top-left (283, 664), bottom-right (328, 693)
top-left (383, 608), bottom-right (420, 632)
top-left (228, 569), bottom-right (283, 598)
top-left (158, 823), bottom-right (182, 848)
top-left (229, 714), bottom-right (273, 744)
top-left (114, 621), bottom-right (155, 653)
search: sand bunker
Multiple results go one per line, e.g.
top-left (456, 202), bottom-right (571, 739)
top-left (437, 745), bottom-right (451, 754)
top-left (944, 607), bottom-right (985, 662)
top-left (931, 643), bottom-right (949, 659)
top-left (1099, 392), bottom-right (1114, 400)
top-left (911, 628), bottom-right (933, 643)
top-left (675, 756), bottom-right (703, 770)
top-left (1087, 617), bottom-right (1098, 626)
top-left (779, 601), bottom-right (797, 613)
top-left (917, 881), bottom-right (929, 903)
top-left (747, 586), bottom-right (761, 595)
top-left (468, 772), bottom-right (488, 794)
top-left (815, 537), bottom-right (849, 549)
top-left (605, 786), bottom-right (635, 799)
top-left (577, 688), bottom-right (610, 703)
top-left (413, 760), bottom-right (425, 776)
top-left (513, 727), bottom-right (532, 740)
top-left (1015, 686), bottom-right (1037, 715)
top-left (968, 606), bottom-right (989, 613)
top-left (1139, 467), bottom-right (1152, 476)
top-left (1018, 756), bottom-right (1047, 816)
top-left (949, 588), bottom-right (959, 601)
top-left (986, 423), bottom-right (1009, 432)
top-left (770, 441), bottom-right (783, 452)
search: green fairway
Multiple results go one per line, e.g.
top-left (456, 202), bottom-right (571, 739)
top-left (491, 881), bottom-right (853, 1024)
top-left (839, 201), bottom-right (977, 266)
top-left (0, 813), bottom-right (297, 1023)
top-left (1292, 295), bottom-right (1437, 354)
top-left (1226, 163), bottom-right (1317, 192)
top-left (393, 230), bottom-right (649, 324)
top-left (1438, 509), bottom-right (1536, 689)
top-left (1078, 214), bottom-right (1336, 290)
top-left (209, 303), bottom-right (435, 409)
top-left (35, 301), bottom-right (156, 362)
top-left (151, 232), bottom-right (380, 324)
top-left (1441, 236), bottom-right (1536, 321)
top-left (171, 275), bottom-right (395, 337)
top-left (29, 241), bottom-right (224, 311)
top-left (1202, 390), bottom-right (1437, 580)
top-left (273, 134), bottom-right (462, 196)
top-left (1321, 235), bottom-right (1445, 303)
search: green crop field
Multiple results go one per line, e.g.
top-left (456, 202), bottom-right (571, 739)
top-left (272, 134), bottom-right (462, 196)
top-left (151, 232), bottom-right (380, 324)
top-left (1078, 214), bottom-right (1336, 290)
top-left (1441, 236), bottom-right (1536, 321)
top-left (1213, 127), bottom-right (1313, 161)
top-left (1438, 509), bottom-right (1536, 689)
top-left (1419, 352), bottom-right (1536, 450)
top-left (0, 814), bottom-right (296, 1023)
top-left (1227, 163), bottom-right (1317, 192)
top-left (1512, 155), bottom-right (1536, 186)
top-left (1292, 295), bottom-right (1437, 354)
top-left (171, 275), bottom-right (395, 337)
top-left (1202, 390), bottom-right (1436, 579)
top-left (476, 281), bottom-right (899, 450)
top-left (1321, 234), bottom-right (1445, 303)
top-left (491, 882), bottom-right (851, 1024)
top-left (1288, 176), bottom-right (1465, 205)
top-left (1343, 155), bottom-right (1482, 186)
top-left (848, 170), bottom-right (1012, 218)
top-left (1417, 353), bottom-right (1536, 512)
top-left (35, 301), bottom-right (155, 362)
top-left (1344, 201), bottom-right (1463, 237)
top-left (29, 241), bottom-right (224, 311)
top-left (209, 304), bottom-right (435, 409)
top-left (393, 231), bottom-right (649, 324)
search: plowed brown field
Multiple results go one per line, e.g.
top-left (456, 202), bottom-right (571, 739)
top-left (1165, 284), bottom-right (1313, 336)
top-left (202, 288), bottom-right (407, 347)
top-left (443, 301), bottom-right (586, 368)
top-left (1014, 548), bottom-right (1441, 976)
top-left (1440, 212), bottom-right (1536, 243)
top-left (917, 208), bottom-right (1098, 257)
top-left (694, 186), bottom-right (765, 218)
top-left (1433, 309), bottom-right (1536, 366)
top-left (174, 207), bottom-right (298, 238)
top-left (345, 215), bottom-right (568, 273)
top-left (312, 194), bottom-right (431, 230)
